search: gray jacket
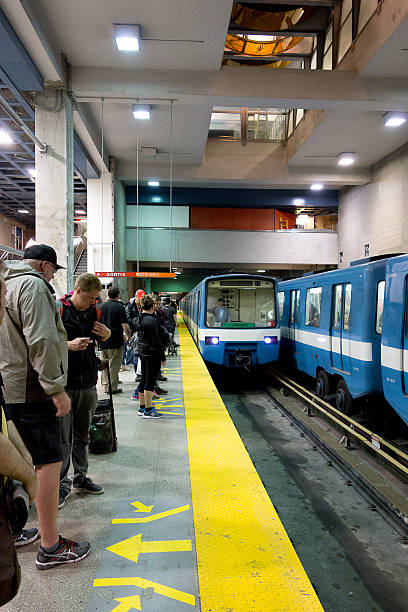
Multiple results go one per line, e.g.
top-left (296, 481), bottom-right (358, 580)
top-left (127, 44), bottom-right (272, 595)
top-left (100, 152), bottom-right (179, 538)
top-left (0, 261), bottom-right (68, 404)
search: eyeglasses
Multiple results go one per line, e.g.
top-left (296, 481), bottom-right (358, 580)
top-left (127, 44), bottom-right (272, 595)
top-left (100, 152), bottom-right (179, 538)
top-left (45, 261), bottom-right (57, 272)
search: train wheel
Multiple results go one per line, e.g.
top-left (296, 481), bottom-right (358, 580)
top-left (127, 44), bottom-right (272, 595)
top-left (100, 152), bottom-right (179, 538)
top-left (316, 370), bottom-right (330, 399)
top-left (335, 379), bottom-right (353, 415)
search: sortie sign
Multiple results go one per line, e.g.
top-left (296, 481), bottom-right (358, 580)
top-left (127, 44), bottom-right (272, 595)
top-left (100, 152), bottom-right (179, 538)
top-left (96, 272), bottom-right (177, 278)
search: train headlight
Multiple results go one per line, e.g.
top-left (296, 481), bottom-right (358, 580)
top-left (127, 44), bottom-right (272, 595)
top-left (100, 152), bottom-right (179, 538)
top-left (264, 336), bottom-right (277, 345)
top-left (205, 336), bottom-right (219, 345)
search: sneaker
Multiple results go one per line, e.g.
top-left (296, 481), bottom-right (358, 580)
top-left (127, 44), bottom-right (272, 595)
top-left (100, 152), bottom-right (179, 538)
top-left (131, 391), bottom-right (139, 400)
top-left (143, 408), bottom-right (162, 419)
top-left (58, 489), bottom-right (71, 509)
top-left (135, 375), bottom-right (141, 382)
top-left (155, 386), bottom-right (168, 395)
top-left (156, 374), bottom-right (167, 382)
top-left (14, 528), bottom-right (40, 547)
top-left (36, 536), bottom-right (90, 570)
top-left (138, 407), bottom-right (145, 416)
top-left (74, 477), bottom-right (104, 495)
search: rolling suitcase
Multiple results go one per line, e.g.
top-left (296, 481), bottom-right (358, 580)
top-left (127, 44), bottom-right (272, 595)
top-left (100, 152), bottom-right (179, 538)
top-left (89, 363), bottom-right (118, 453)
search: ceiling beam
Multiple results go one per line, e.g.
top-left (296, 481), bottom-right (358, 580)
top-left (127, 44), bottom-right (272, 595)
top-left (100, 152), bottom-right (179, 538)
top-left (72, 66), bottom-right (408, 111)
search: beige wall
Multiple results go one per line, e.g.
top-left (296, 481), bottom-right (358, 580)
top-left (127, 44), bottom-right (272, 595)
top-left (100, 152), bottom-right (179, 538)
top-left (0, 214), bottom-right (34, 250)
top-left (338, 144), bottom-right (408, 267)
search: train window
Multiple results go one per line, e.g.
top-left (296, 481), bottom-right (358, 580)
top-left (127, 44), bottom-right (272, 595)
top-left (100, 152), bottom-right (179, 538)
top-left (278, 292), bottom-right (285, 323)
top-left (376, 280), bottom-right (385, 334)
top-left (206, 277), bottom-right (276, 328)
top-left (305, 287), bottom-right (322, 327)
top-left (333, 285), bottom-right (342, 330)
top-left (343, 284), bottom-right (351, 331)
top-left (290, 290), bottom-right (300, 324)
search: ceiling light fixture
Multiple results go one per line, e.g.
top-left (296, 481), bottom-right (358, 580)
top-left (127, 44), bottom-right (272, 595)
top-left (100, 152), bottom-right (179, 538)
top-left (132, 104), bottom-right (150, 120)
top-left (114, 24), bottom-right (140, 51)
top-left (148, 180), bottom-right (160, 187)
top-left (384, 112), bottom-right (407, 127)
top-left (338, 153), bottom-right (355, 166)
top-left (0, 129), bottom-right (13, 144)
top-left (310, 183), bottom-right (324, 191)
top-left (18, 209), bottom-right (29, 214)
top-left (75, 209), bottom-right (86, 215)
top-left (257, 269), bottom-right (266, 273)
top-left (28, 168), bottom-right (36, 177)
top-left (293, 198), bottom-right (305, 205)
top-left (152, 196), bottom-right (161, 203)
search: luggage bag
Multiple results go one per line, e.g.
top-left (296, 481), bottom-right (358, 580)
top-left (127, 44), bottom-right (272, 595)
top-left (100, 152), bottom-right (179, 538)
top-left (89, 363), bottom-right (118, 453)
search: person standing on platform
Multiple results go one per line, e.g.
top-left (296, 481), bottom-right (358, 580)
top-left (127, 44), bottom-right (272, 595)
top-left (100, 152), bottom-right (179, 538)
top-left (100, 286), bottom-right (131, 394)
top-left (162, 296), bottom-right (179, 348)
top-left (57, 273), bottom-right (110, 508)
top-left (0, 245), bottom-right (91, 570)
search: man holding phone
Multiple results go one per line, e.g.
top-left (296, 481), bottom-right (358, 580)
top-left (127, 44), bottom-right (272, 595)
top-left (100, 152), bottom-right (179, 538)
top-left (57, 273), bottom-right (110, 509)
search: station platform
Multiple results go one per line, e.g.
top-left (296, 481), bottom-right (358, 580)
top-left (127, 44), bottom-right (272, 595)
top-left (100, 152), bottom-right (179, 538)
top-left (9, 318), bottom-right (323, 612)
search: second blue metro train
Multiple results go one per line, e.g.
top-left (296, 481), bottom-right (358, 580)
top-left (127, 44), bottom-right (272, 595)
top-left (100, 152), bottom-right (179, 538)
top-left (278, 254), bottom-right (408, 427)
top-left (180, 274), bottom-right (280, 368)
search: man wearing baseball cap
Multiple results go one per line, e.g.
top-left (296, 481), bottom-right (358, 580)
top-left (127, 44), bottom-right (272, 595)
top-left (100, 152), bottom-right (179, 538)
top-left (0, 244), bottom-right (90, 570)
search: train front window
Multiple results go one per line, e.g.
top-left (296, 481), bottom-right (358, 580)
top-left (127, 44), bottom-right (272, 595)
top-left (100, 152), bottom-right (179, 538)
top-left (206, 278), bottom-right (276, 328)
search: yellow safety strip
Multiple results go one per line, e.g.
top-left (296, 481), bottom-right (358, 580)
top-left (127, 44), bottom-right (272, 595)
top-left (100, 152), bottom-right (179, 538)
top-left (178, 317), bottom-right (324, 611)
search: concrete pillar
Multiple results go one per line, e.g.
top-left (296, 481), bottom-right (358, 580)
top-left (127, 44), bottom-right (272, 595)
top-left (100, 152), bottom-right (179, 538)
top-left (113, 178), bottom-right (128, 299)
top-left (35, 89), bottom-right (74, 297)
top-left (87, 168), bottom-right (114, 277)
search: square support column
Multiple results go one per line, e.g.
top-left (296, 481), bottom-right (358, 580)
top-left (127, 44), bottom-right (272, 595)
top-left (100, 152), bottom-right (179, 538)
top-left (35, 89), bottom-right (74, 297)
top-left (87, 169), bottom-right (114, 276)
top-left (113, 177), bottom-right (128, 299)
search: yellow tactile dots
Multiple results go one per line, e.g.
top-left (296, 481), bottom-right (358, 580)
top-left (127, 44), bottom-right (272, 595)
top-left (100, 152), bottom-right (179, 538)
top-left (179, 318), bottom-right (324, 612)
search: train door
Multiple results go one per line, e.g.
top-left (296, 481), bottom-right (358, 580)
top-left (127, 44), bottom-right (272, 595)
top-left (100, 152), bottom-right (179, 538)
top-left (331, 283), bottom-right (351, 372)
top-left (289, 289), bottom-right (300, 351)
top-left (193, 293), bottom-right (199, 345)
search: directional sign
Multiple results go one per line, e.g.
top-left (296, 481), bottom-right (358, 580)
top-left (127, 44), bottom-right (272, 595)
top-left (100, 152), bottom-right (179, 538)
top-left (96, 272), bottom-right (176, 278)
top-left (106, 533), bottom-right (192, 564)
top-left (93, 577), bottom-right (195, 607)
top-left (111, 596), bottom-right (141, 612)
top-left (113, 504), bottom-right (190, 524)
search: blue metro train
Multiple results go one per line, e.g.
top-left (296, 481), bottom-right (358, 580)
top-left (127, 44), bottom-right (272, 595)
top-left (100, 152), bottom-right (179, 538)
top-left (180, 274), bottom-right (280, 368)
top-left (278, 254), bottom-right (408, 427)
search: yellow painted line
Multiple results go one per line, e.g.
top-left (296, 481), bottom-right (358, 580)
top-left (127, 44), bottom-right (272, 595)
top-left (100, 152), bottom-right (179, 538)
top-left (179, 319), bottom-right (324, 611)
top-left (131, 501), bottom-right (153, 513)
top-left (154, 404), bottom-right (184, 409)
top-left (155, 410), bottom-right (183, 416)
top-left (93, 578), bottom-right (195, 606)
top-left (107, 533), bottom-right (192, 564)
top-left (111, 595), bottom-right (141, 611)
top-left (113, 504), bottom-right (190, 524)
top-left (152, 397), bottom-right (183, 403)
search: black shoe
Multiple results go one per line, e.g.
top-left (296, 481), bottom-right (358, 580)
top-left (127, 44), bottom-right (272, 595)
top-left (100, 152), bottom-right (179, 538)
top-left (58, 489), bottom-right (71, 509)
top-left (14, 528), bottom-right (40, 547)
top-left (155, 386), bottom-right (168, 395)
top-left (109, 389), bottom-right (123, 394)
top-left (136, 375), bottom-right (141, 382)
top-left (156, 374), bottom-right (167, 382)
top-left (74, 477), bottom-right (104, 495)
top-left (36, 536), bottom-right (90, 570)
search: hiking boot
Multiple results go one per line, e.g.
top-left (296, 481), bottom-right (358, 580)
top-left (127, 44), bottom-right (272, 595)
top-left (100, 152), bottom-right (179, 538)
top-left (74, 477), bottom-right (104, 495)
top-left (155, 386), bottom-right (168, 395)
top-left (143, 408), bottom-right (162, 419)
top-left (36, 536), bottom-right (90, 570)
top-left (14, 528), bottom-right (40, 547)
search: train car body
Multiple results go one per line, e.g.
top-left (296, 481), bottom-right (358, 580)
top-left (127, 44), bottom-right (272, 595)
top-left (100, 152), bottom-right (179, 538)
top-left (381, 254), bottom-right (408, 426)
top-left (278, 259), bottom-right (387, 414)
top-left (180, 274), bottom-right (280, 368)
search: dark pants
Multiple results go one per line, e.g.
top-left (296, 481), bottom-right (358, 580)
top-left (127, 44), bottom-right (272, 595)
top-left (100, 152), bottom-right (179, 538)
top-left (139, 356), bottom-right (161, 393)
top-left (0, 501), bottom-right (20, 607)
top-left (60, 386), bottom-right (98, 493)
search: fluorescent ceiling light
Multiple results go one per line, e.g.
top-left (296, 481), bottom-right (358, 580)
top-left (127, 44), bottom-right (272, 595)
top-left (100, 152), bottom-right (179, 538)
top-left (75, 210), bottom-right (86, 214)
top-left (176, 271), bottom-right (181, 275)
top-left (310, 183), bottom-right (324, 191)
top-left (132, 104), bottom-right (150, 120)
top-left (384, 112), bottom-right (407, 127)
top-left (148, 181), bottom-right (160, 187)
top-left (257, 269), bottom-right (266, 273)
top-left (152, 227), bottom-right (164, 229)
top-left (338, 153), bottom-right (355, 166)
top-left (152, 197), bottom-right (161, 203)
top-left (28, 168), bottom-right (36, 177)
top-left (18, 209), bottom-right (29, 214)
top-left (293, 198), bottom-right (305, 205)
top-left (0, 129), bottom-right (13, 144)
top-left (114, 24), bottom-right (140, 51)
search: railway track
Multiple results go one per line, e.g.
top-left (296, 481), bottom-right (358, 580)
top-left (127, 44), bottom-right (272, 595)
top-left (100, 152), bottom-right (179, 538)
top-left (265, 366), bottom-right (408, 539)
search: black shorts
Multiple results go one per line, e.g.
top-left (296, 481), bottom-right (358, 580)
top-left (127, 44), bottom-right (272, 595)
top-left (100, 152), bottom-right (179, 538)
top-left (5, 400), bottom-right (62, 466)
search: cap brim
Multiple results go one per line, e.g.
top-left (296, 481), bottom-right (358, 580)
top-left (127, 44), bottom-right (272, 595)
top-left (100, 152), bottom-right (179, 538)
top-left (55, 263), bottom-right (65, 270)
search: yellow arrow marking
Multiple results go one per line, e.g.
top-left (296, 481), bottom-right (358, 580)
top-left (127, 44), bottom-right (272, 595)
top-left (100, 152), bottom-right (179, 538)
top-left (93, 577), bottom-right (195, 606)
top-left (154, 404), bottom-right (184, 409)
top-left (111, 595), bottom-right (141, 612)
top-left (155, 411), bottom-right (183, 416)
top-left (113, 504), bottom-right (190, 524)
top-left (131, 501), bottom-right (153, 513)
top-left (152, 397), bottom-right (183, 403)
top-left (107, 533), bottom-right (192, 564)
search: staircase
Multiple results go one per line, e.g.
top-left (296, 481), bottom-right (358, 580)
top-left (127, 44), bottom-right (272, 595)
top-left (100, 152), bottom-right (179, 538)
top-left (75, 249), bottom-right (87, 274)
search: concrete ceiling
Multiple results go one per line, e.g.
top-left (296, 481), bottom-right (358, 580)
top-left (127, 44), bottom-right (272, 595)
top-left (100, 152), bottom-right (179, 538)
top-left (2, 0), bottom-right (408, 192)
